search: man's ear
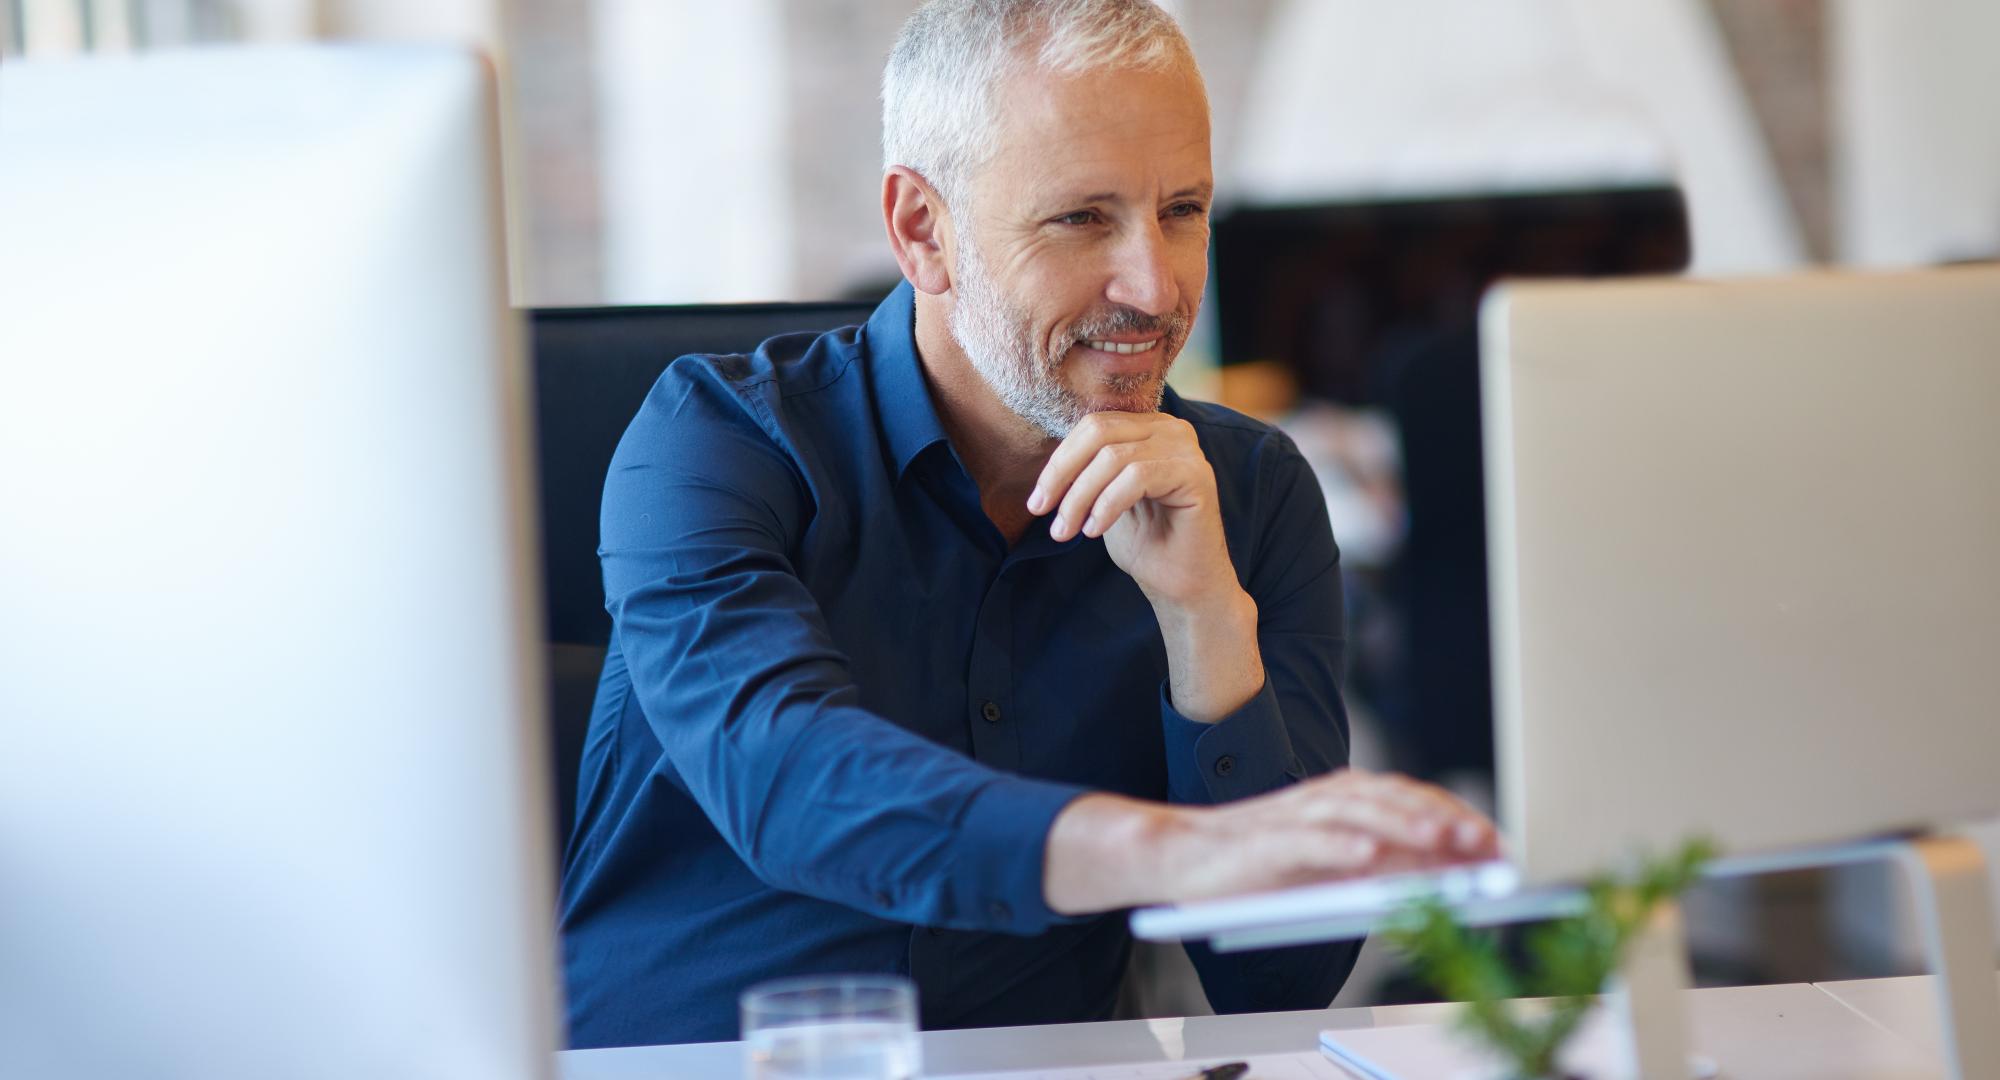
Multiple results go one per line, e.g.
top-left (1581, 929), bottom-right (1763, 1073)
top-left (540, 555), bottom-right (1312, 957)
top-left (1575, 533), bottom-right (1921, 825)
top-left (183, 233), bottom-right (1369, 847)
top-left (882, 166), bottom-right (955, 296)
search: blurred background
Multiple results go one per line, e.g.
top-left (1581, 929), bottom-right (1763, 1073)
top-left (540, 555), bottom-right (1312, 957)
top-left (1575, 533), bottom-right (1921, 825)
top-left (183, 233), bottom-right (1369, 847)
top-left (10, 0), bottom-right (1997, 1013)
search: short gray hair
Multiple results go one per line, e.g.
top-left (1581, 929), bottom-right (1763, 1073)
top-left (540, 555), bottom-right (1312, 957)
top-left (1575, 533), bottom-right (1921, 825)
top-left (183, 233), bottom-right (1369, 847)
top-left (881, 0), bottom-right (1201, 213)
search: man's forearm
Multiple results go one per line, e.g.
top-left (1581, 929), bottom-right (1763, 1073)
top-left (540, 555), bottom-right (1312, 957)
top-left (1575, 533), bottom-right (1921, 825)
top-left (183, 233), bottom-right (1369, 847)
top-left (1040, 587), bottom-right (1265, 916)
top-left (1043, 792), bottom-right (1189, 914)
top-left (1152, 584), bottom-right (1264, 723)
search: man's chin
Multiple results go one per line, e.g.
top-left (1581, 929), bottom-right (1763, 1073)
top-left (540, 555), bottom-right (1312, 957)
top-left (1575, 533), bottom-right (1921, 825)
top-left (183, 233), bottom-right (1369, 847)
top-left (1079, 398), bottom-right (1164, 418)
top-left (1075, 374), bottom-right (1168, 417)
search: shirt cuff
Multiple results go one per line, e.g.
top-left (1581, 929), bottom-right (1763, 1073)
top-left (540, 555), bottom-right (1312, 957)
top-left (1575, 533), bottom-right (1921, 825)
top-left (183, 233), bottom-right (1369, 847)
top-left (949, 774), bottom-right (1093, 935)
top-left (1161, 678), bottom-right (1307, 805)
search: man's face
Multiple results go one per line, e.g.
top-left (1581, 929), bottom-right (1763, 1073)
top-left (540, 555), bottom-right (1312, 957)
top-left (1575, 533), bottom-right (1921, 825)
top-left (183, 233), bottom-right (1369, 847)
top-left (947, 58), bottom-right (1213, 439)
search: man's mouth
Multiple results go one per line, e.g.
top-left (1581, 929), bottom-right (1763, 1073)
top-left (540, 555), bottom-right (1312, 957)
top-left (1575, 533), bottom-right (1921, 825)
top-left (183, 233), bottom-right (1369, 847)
top-left (1079, 337), bottom-right (1161, 356)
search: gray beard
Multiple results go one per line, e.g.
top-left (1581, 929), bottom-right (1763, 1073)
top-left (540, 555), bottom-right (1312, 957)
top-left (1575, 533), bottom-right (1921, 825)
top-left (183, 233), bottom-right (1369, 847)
top-left (947, 236), bottom-right (1178, 439)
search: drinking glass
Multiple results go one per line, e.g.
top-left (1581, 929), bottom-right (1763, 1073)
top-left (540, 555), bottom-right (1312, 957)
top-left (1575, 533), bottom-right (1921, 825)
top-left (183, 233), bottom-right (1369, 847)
top-left (741, 974), bottom-right (921, 1080)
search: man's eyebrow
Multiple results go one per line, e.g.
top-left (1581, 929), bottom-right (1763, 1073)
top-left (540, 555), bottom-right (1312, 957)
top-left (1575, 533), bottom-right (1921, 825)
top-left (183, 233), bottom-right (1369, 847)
top-left (1059, 191), bottom-right (1121, 207)
top-left (1050, 182), bottom-right (1215, 207)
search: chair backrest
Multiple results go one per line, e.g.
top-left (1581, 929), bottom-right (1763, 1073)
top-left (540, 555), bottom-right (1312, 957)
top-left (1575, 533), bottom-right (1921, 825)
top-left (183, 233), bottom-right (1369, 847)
top-left (528, 299), bottom-right (881, 847)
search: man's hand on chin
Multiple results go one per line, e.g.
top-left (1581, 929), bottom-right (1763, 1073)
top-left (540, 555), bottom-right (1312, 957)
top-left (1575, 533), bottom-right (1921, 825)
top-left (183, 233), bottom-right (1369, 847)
top-left (1030, 410), bottom-right (1234, 606)
top-left (1043, 769), bottom-right (1503, 916)
top-left (1028, 410), bottom-right (1263, 722)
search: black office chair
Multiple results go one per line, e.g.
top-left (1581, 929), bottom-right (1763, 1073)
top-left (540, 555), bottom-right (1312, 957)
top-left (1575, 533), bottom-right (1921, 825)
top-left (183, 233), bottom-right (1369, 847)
top-left (528, 299), bottom-right (881, 850)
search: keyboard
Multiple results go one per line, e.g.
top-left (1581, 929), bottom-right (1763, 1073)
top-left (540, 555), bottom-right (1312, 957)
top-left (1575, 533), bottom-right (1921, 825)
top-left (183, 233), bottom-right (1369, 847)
top-left (1129, 860), bottom-right (1573, 950)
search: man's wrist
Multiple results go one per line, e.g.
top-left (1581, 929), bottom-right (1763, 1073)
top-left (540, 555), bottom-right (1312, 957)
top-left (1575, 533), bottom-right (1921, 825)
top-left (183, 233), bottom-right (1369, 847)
top-left (1153, 585), bottom-right (1263, 723)
top-left (1150, 580), bottom-right (1256, 639)
top-left (1044, 794), bottom-right (1205, 914)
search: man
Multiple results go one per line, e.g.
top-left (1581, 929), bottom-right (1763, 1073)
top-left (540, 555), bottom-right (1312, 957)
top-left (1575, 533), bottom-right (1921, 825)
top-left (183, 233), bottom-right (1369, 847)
top-left (559, 0), bottom-right (1497, 1049)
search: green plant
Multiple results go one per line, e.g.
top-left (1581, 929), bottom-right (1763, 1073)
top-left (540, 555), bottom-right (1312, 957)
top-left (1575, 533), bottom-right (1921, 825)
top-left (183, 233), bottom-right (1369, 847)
top-left (1383, 839), bottom-right (1715, 1080)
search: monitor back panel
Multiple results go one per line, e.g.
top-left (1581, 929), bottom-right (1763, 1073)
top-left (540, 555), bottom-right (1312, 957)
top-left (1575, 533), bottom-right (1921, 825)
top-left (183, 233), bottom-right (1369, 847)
top-left (1481, 268), bottom-right (2000, 884)
top-left (0, 47), bottom-right (556, 1080)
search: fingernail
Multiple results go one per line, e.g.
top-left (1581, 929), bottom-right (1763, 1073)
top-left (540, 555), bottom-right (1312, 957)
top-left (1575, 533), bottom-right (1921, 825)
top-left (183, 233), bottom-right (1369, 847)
top-left (1081, 513), bottom-right (1098, 536)
top-left (1027, 488), bottom-right (1046, 514)
top-left (1050, 516), bottom-right (1066, 540)
top-left (1455, 820), bottom-right (1485, 851)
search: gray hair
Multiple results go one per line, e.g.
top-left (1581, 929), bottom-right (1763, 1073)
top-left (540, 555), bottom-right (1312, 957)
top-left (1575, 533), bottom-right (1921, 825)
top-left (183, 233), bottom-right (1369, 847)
top-left (881, 0), bottom-right (1201, 214)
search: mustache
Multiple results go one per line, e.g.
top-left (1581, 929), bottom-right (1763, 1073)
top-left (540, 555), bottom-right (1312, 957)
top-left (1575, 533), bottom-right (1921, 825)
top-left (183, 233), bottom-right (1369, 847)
top-left (1069, 305), bottom-right (1190, 342)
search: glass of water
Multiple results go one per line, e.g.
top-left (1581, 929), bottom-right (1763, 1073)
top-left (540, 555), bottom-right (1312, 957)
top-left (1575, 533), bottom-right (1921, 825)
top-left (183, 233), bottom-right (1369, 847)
top-left (741, 974), bottom-right (921, 1080)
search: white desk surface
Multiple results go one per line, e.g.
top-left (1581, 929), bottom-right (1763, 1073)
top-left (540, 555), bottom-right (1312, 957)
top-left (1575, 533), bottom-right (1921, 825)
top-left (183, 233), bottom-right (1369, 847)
top-left (1816, 971), bottom-right (2000, 1069)
top-left (556, 979), bottom-right (1949, 1079)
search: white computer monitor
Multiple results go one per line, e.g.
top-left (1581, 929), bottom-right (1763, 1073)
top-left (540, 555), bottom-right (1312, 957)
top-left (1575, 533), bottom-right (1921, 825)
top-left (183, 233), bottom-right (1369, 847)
top-left (1132, 266), bottom-right (2000, 947)
top-left (0, 46), bottom-right (557, 1080)
top-left (1483, 266), bottom-right (2000, 884)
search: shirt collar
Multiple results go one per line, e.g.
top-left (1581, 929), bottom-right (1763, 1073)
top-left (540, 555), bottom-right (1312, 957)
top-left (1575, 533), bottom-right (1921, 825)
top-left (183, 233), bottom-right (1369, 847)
top-left (862, 279), bottom-right (951, 480)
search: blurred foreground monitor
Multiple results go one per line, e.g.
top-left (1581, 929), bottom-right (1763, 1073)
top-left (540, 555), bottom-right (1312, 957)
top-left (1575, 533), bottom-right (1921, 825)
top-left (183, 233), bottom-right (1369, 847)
top-left (0, 45), bottom-right (557, 1080)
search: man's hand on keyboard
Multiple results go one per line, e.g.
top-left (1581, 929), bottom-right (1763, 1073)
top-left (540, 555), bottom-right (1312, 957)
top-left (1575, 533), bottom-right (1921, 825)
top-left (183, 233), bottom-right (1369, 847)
top-left (1159, 767), bottom-right (1500, 902)
top-left (1044, 768), bottom-right (1499, 913)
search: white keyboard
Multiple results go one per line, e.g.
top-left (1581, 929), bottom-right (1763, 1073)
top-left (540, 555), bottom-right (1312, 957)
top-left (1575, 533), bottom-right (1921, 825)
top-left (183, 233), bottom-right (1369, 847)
top-left (1129, 860), bottom-right (1556, 949)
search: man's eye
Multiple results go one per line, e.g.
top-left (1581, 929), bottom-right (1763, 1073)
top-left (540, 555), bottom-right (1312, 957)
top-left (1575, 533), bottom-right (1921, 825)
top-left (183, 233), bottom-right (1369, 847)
top-left (1055, 210), bottom-right (1100, 227)
top-left (1165, 202), bottom-right (1207, 220)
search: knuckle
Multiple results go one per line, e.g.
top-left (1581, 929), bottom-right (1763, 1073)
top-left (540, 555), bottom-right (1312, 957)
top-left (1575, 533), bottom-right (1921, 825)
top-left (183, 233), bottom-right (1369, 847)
top-left (1115, 460), bottom-right (1154, 487)
top-left (1300, 833), bottom-right (1348, 870)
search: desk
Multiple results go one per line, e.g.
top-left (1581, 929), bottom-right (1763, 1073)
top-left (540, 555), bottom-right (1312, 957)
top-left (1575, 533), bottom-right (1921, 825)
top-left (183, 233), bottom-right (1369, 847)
top-left (557, 980), bottom-right (1945, 1079)
top-left (1817, 972), bottom-right (2000, 1068)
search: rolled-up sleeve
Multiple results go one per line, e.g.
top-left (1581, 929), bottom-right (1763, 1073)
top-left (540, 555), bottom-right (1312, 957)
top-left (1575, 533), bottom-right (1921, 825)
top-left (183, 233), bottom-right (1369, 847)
top-left (1174, 429), bottom-right (1363, 1013)
top-left (600, 361), bottom-right (1087, 934)
top-left (1160, 679), bottom-right (1308, 803)
top-left (1160, 430), bottom-right (1350, 808)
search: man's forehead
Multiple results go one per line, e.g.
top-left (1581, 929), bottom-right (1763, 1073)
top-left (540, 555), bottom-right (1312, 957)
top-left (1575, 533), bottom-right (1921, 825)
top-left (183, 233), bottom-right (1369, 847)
top-left (993, 57), bottom-right (1208, 135)
top-left (982, 61), bottom-right (1212, 205)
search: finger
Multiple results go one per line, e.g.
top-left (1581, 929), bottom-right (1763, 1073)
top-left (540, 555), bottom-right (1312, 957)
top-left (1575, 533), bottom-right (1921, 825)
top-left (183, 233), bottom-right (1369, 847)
top-left (1455, 818), bottom-right (1503, 858)
top-left (1360, 772), bottom-right (1504, 856)
top-left (1338, 771), bottom-right (1489, 846)
top-left (1371, 777), bottom-right (1499, 856)
top-left (1027, 412), bottom-right (1154, 516)
top-left (1314, 768), bottom-right (1449, 823)
top-left (1292, 829), bottom-right (1380, 878)
top-left (1082, 457), bottom-right (1203, 539)
top-left (1050, 440), bottom-right (1144, 542)
top-left (1345, 845), bottom-right (1485, 877)
top-left (1290, 832), bottom-right (1497, 884)
top-left (1295, 788), bottom-right (1449, 851)
top-left (1305, 770), bottom-right (1494, 855)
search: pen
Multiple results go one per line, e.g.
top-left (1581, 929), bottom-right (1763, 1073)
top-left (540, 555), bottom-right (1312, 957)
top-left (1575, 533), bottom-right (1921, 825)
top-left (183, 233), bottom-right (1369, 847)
top-left (1181, 1062), bottom-right (1249, 1080)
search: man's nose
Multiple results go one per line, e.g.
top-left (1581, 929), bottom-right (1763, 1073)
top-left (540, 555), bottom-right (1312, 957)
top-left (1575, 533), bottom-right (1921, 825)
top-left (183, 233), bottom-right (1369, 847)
top-left (1104, 220), bottom-right (1178, 317)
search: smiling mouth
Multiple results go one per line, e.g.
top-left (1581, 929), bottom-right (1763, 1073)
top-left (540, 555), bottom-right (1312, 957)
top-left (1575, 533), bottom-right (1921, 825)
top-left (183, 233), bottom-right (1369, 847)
top-left (1080, 338), bottom-right (1160, 355)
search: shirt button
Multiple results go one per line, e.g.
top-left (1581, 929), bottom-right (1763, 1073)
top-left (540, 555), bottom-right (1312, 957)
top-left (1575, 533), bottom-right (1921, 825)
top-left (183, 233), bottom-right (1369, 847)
top-left (1214, 755), bottom-right (1236, 777)
top-left (873, 891), bottom-right (893, 908)
top-left (980, 700), bottom-right (1002, 723)
top-left (988, 900), bottom-right (1011, 922)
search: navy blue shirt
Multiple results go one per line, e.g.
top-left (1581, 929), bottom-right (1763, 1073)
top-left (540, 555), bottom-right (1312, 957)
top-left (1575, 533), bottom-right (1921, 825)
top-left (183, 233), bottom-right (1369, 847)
top-left (559, 282), bottom-right (1360, 1048)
